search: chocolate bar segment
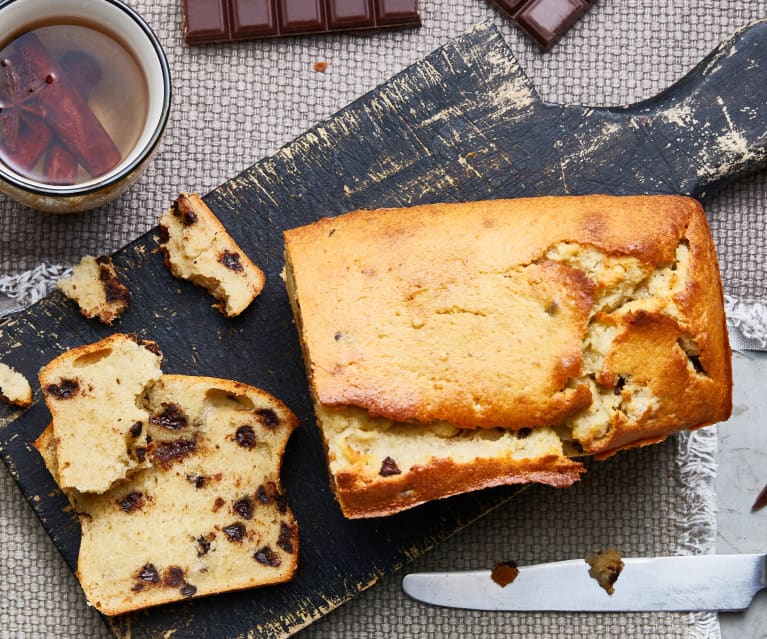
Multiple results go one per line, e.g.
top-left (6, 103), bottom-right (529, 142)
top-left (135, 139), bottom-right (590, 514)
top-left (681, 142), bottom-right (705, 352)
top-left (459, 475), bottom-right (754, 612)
top-left (490, 0), bottom-right (594, 51)
top-left (184, 0), bottom-right (230, 43)
top-left (183, 0), bottom-right (420, 44)
top-left (231, 0), bottom-right (278, 39)
top-left (328, 0), bottom-right (373, 29)
top-left (376, 0), bottom-right (419, 26)
top-left (279, 0), bottom-right (325, 33)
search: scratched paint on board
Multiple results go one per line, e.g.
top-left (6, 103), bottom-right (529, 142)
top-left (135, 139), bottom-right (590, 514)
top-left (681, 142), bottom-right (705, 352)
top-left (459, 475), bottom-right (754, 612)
top-left (2, 20), bottom-right (767, 639)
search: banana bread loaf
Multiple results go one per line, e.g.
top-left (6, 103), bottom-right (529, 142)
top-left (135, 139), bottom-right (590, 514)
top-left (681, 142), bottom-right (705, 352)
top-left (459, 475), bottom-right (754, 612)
top-left (283, 195), bottom-right (732, 518)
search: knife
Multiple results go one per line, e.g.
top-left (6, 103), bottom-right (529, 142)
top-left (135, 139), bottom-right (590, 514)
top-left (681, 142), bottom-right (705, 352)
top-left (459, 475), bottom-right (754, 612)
top-left (402, 554), bottom-right (766, 612)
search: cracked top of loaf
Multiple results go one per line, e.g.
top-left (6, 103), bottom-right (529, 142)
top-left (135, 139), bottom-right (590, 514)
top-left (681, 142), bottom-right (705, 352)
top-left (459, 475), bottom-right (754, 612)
top-left (284, 195), bottom-right (731, 459)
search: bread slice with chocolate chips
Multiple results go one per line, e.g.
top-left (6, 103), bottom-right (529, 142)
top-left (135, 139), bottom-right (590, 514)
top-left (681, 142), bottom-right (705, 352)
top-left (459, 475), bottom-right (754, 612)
top-left (34, 374), bottom-right (299, 615)
top-left (39, 333), bottom-right (163, 494)
top-left (159, 193), bottom-right (265, 317)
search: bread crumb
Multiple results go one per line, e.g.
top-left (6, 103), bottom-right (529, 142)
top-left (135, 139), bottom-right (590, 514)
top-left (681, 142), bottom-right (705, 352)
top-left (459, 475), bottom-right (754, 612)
top-left (313, 61), bottom-right (328, 73)
top-left (585, 547), bottom-right (624, 595)
top-left (58, 255), bottom-right (130, 325)
top-left (0, 362), bottom-right (32, 407)
top-left (490, 560), bottom-right (519, 587)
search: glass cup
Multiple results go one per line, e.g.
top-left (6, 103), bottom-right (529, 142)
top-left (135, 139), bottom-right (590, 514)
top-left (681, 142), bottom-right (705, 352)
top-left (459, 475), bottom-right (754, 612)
top-left (0, 0), bottom-right (171, 213)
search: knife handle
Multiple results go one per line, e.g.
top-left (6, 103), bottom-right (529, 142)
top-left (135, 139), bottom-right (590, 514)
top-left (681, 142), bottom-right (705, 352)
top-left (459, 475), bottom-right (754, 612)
top-left (611, 19), bottom-right (767, 199)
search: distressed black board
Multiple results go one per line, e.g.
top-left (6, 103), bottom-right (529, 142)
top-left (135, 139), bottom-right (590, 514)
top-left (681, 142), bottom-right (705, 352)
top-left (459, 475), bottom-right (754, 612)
top-left (2, 19), bottom-right (767, 639)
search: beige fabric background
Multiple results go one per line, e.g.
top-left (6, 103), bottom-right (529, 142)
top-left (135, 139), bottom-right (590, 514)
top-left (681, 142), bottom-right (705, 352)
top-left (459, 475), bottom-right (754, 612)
top-left (1, 1), bottom-right (765, 638)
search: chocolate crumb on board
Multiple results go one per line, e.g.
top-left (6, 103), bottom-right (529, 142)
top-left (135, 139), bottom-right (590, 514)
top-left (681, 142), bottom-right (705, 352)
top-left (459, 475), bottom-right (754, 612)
top-left (752, 483), bottom-right (767, 512)
top-left (585, 547), bottom-right (624, 595)
top-left (490, 560), bottom-right (520, 587)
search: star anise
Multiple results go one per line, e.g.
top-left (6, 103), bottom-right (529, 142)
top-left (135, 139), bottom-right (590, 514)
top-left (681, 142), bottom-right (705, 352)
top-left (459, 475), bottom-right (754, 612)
top-left (0, 53), bottom-right (51, 152)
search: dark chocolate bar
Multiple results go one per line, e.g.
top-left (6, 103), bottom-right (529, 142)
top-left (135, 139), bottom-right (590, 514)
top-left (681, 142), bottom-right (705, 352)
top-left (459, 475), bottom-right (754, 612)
top-left (183, 0), bottom-right (421, 44)
top-left (491, 0), bottom-right (595, 50)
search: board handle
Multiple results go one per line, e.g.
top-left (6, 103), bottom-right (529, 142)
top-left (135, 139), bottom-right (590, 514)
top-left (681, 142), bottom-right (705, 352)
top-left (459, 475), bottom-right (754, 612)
top-left (618, 20), bottom-right (767, 198)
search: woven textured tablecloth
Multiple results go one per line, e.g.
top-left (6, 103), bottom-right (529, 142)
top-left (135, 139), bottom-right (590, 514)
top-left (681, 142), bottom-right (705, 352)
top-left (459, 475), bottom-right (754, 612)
top-left (1, 1), bottom-right (766, 638)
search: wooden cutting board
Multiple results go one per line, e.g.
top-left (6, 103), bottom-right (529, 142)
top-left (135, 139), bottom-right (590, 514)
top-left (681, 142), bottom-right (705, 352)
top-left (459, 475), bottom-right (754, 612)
top-left (2, 20), bottom-right (767, 639)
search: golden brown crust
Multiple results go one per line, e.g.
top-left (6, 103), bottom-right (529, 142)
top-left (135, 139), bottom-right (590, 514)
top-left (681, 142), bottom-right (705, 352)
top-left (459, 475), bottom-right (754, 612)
top-left (332, 452), bottom-right (585, 518)
top-left (284, 195), bottom-right (732, 518)
top-left (284, 195), bottom-right (720, 429)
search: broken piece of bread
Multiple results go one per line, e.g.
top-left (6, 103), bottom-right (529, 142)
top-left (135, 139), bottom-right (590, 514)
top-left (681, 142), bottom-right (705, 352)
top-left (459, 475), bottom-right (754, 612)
top-left (159, 193), bottom-right (265, 317)
top-left (57, 255), bottom-right (131, 325)
top-left (34, 373), bottom-right (299, 616)
top-left (586, 547), bottom-right (624, 595)
top-left (283, 195), bottom-right (732, 518)
top-left (39, 333), bottom-right (162, 494)
top-left (0, 362), bottom-right (32, 407)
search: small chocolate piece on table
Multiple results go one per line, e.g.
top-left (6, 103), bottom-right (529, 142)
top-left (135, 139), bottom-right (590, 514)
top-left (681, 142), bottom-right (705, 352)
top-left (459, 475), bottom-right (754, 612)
top-left (183, 0), bottom-right (421, 45)
top-left (490, 0), bottom-right (595, 50)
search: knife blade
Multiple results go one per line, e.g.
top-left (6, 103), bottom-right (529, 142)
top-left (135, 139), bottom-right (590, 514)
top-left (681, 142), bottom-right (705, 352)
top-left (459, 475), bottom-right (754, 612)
top-left (402, 554), bottom-right (767, 612)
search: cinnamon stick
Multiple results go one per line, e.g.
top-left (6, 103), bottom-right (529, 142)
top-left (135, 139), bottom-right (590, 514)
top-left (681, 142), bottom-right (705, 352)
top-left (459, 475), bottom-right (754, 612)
top-left (60, 50), bottom-right (102, 98)
top-left (43, 141), bottom-right (78, 185)
top-left (15, 33), bottom-right (121, 178)
top-left (0, 113), bottom-right (52, 172)
top-left (752, 482), bottom-right (767, 512)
